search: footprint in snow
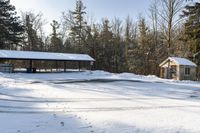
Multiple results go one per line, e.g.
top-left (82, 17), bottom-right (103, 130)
top-left (60, 121), bottom-right (64, 127)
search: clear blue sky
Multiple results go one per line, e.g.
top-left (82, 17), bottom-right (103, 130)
top-left (10, 0), bottom-right (151, 34)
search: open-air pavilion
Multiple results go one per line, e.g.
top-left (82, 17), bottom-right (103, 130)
top-left (0, 50), bottom-right (95, 73)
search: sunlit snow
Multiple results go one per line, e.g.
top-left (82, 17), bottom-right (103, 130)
top-left (0, 71), bottom-right (200, 133)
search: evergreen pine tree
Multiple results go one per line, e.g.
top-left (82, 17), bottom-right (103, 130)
top-left (0, 0), bottom-right (24, 49)
top-left (182, 2), bottom-right (200, 79)
top-left (70, 0), bottom-right (87, 53)
top-left (50, 20), bottom-right (63, 52)
top-left (182, 2), bottom-right (200, 55)
top-left (23, 14), bottom-right (43, 51)
top-left (99, 19), bottom-right (114, 72)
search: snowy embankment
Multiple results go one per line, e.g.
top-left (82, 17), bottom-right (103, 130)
top-left (0, 71), bottom-right (200, 133)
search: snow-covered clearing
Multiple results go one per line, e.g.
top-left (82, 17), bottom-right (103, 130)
top-left (0, 71), bottom-right (200, 133)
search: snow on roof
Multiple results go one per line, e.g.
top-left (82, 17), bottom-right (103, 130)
top-left (0, 50), bottom-right (95, 62)
top-left (160, 57), bottom-right (197, 67)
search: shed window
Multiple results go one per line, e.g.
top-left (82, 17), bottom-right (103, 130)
top-left (185, 67), bottom-right (190, 75)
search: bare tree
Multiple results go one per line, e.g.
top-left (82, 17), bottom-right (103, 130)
top-left (112, 17), bottom-right (123, 72)
top-left (124, 16), bottom-right (137, 56)
top-left (61, 11), bottom-right (76, 41)
top-left (149, 0), bottom-right (166, 74)
top-left (149, 0), bottom-right (159, 47)
top-left (159, 0), bottom-right (185, 56)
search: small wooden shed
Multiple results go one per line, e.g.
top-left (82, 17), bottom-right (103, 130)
top-left (159, 57), bottom-right (197, 80)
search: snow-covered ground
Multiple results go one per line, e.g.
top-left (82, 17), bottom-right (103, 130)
top-left (0, 71), bottom-right (200, 133)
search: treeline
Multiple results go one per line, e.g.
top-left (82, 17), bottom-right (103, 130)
top-left (0, 0), bottom-right (200, 76)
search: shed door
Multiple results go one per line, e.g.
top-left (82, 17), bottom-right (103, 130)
top-left (164, 68), bottom-right (168, 79)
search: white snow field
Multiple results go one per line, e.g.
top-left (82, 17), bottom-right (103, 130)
top-left (0, 71), bottom-right (200, 133)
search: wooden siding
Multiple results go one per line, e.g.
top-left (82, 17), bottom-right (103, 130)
top-left (179, 66), bottom-right (196, 81)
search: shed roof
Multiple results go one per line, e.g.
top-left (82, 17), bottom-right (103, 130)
top-left (0, 50), bottom-right (95, 62)
top-left (159, 57), bottom-right (197, 67)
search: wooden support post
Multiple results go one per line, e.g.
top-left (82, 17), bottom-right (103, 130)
top-left (64, 62), bottom-right (66, 72)
top-left (78, 61), bottom-right (80, 71)
top-left (56, 61), bottom-right (58, 72)
top-left (90, 61), bottom-right (94, 73)
top-left (29, 60), bottom-right (33, 73)
top-left (167, 59), bottom-right (170, 79)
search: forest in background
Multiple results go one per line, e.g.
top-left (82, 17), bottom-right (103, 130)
top-left (0, 0), bottom-right (200, 77)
